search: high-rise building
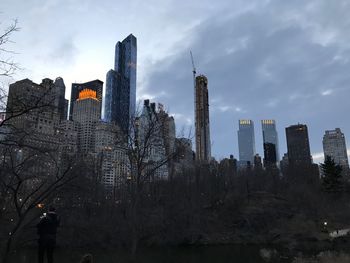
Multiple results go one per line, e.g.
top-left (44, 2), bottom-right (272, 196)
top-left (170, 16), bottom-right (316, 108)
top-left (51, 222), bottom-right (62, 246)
top-left (4, 78), bottom-right (71, 175)
top-left (195, 75), bottom-right (211, 162)
top-left (323, 128), bottom-right (349, 171)
top-left (157, 103), bottom-right (176, 156)
top-left (69, 80), bottom-right (103, 120)
top-left (54, 77), bottom-right (69, 121)
top-left (95, 121), bottom-right (128, 190)
top-left (104, 34), bottom-right (137, 133)
top-left (261, 120), bottom-right (279, 167)
top-left (285, 124), bottom-right (312, 166)
top-left (137, 100), bottom-right (168, 179)
top-left (72, 89), bottom-right (101, 153)
top-left (238, 120), bottom-right (255, 165)
top-left (6, 78), bottom-right (61, 136)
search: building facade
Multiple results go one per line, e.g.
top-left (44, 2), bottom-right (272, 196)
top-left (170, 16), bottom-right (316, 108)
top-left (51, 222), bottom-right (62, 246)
top-left (54, 77), bottom-right (69, 121)
top-left (137, 100), bottom-right (168, 180)
top-left (261, 120), bottom-right (279, 167)
top-left (323, 128), bottom-right (349, 172)
top-left (69, 80), bottom-right (103, 120)
top-left (285, 124), bottom-right (312, 166)
top-left (95, 121), bottom-right (128, 190)
top-left (72, 89), bottom-right (101, 154)
top-left (104, 34), bottom-right (137, 133)
top-left (195, 75), bottom-right (211, 162)
top-left (238, 120), bottom-right (256, 165)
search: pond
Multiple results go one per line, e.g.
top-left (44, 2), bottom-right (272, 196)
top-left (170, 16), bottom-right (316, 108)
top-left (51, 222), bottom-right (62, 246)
top-left (8, 245), bottom-right (281, 263)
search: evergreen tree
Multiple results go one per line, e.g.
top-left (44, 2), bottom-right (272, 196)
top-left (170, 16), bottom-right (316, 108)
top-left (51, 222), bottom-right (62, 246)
top-left (321, 155), bottom-right (343, 193)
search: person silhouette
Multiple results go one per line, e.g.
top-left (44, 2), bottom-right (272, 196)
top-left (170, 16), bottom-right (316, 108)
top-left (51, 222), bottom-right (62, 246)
top-left (37, 206), bottom-right (60, 263)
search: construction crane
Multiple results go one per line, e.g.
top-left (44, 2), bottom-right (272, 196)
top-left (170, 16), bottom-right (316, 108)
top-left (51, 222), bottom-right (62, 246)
top-left (190, 50), bottom-right (197, 87)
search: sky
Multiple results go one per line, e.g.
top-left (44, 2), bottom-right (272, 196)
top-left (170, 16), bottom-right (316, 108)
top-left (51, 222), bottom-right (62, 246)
top-left (1, 0), bottom-right (350, 162)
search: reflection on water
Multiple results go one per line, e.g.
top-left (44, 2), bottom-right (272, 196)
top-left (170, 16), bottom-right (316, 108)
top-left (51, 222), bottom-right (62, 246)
top-left (10, 245), bottom-right (269, 263)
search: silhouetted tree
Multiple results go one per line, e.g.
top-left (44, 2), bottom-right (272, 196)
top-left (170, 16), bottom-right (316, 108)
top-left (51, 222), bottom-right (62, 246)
top-left (321, 155), bottom-right (343, 193)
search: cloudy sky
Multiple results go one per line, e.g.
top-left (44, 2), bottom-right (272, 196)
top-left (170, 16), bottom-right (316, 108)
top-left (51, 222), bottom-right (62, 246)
top-left (2, 0), bottom-right (350, 162)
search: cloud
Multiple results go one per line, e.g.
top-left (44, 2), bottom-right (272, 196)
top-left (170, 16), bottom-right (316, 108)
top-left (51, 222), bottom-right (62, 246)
top-left (48, 36), bottom-right (78, 65)
top-left (142, 0), bottom-right (350, 158)
top-left (4, 0), bottom-right (350, 159)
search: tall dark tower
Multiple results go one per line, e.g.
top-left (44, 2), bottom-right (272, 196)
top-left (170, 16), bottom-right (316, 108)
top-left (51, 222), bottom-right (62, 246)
top-left (54, 77), bottom-right (68, 121)
top-left (261, 120), bottom-right (279, 167)
top-left (104, 34), bottom-right (137, 133)
top-left (285, 124), bottom-right (312, 166)
top-left (195, 75), bottom-right (211, 162)
top-left (69, 80), bottom-right (103, 120)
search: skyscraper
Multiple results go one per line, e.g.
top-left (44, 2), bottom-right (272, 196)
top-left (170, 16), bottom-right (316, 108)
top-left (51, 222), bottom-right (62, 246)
top-left (238, 120), bottom-right (255, 165)
top-left (69, 80), bottom-right (103, 120)
top-left (137, 100), bottom-right (168, 179)
top-left (261, 120), bottom-right (279, 167)
top-left (195, 75), bottom-right (211, 162)
top-left (72, 89), bottom-right (101, 153)
top-left (54, 77), bottom-right (69, 121)
top-left (104, 34), bottom-right (137, 133)
top-left (285, 124), bottom-right (312, 166)
top-left (323, 128), bottom-right (349, 171)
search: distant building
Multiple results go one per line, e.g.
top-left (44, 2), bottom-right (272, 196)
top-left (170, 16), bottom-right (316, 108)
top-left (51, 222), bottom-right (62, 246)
top-left (95, 121), bottom-right (128, 190)
top-left (254, 154), bottom-right (263, 170)
top-left (261, 120), bottom-right (279, 167)
top-left (104, 34), bottom-right (137, 133)
top-left (54, 77), bottom-right (69, 121)
top-left (195, 75), bottom-right (211, 162)
top-left (58, 120), bottom-right (78, 154)
top-left (69, 80), bottom-right (103, 120)
top-left (137, 100), bottom-right (168, 180)
top-left (323, 128), bottom-right (349, 172)
top-left (263, 143), bottom-right (277, 168)
top-left (219, 155), bottom-right (237, 177)
top-left (238, 120), bottom-right (255, 165)
top-left (72, 89), bottom-right (101, 154)
top-left (280, 153), bottom-right (289, 172)
top-left (285, 124), bottom-right (312, 166)
top-left (4, 78), bottom-right (69, 176)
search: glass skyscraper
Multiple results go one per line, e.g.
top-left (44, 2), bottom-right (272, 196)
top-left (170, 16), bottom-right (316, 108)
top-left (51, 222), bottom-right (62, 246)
top-left (261, 120), bottom-right (279, 166)
top-left (238, 120), bottom-right (256, 165)
top-left (104, 34), bottom-right (137, 133)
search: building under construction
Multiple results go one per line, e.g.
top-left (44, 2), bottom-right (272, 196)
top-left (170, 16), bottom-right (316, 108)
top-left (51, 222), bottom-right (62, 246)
top-left (195, 75), bottom-right (211, 162)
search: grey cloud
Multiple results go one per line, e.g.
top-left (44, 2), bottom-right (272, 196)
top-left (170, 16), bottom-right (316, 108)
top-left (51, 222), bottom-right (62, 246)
top-left (48, 36), bottom-right (78, 65)
top-left (142, 0), bottom-right (350, 159)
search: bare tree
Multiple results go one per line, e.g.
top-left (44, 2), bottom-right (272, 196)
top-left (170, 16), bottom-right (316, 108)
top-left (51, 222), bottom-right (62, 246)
top-left (108, 100), bottom-right (191, 255)
top-left (0, 19), bottom-right (20, 78)
top-left (0, 76), bottom-right (78, 262)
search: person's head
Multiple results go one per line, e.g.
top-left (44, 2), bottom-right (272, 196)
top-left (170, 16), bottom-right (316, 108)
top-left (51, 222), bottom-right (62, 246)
top-left (80, 254), bottom-right (93, 263)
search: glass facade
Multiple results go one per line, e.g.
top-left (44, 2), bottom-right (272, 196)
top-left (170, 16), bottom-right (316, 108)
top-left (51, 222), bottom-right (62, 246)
top-left (104, 70), bottom-right (130, 133)
top-left (104, 34), bottom-right (137, 133)
top-left (238, 120), bottom-right (256, 165)
top-left (261, 120), bottom-right (279, 165)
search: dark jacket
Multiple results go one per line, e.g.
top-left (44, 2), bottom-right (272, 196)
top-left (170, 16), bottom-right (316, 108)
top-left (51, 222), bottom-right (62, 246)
top-left (37, 212), bottom-right (60, 243)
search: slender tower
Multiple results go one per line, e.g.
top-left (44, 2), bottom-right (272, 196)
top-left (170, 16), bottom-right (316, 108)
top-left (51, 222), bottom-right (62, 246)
top-left (104, 34), bottom-right (137, 133)
top-left (195, 75), bottom-right (211, 162)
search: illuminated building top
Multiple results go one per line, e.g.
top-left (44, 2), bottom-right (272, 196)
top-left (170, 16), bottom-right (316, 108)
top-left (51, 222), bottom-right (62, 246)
top-left (239, 120), bottom-right (252, 125)
top-left (262, 120), bottom-right (275, 125)
top-left (77, 89), bottom-right (98, 101)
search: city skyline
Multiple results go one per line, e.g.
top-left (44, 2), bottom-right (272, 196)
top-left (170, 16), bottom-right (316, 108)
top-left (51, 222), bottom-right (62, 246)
top-left (2, 0), bottom-right (350, 162)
